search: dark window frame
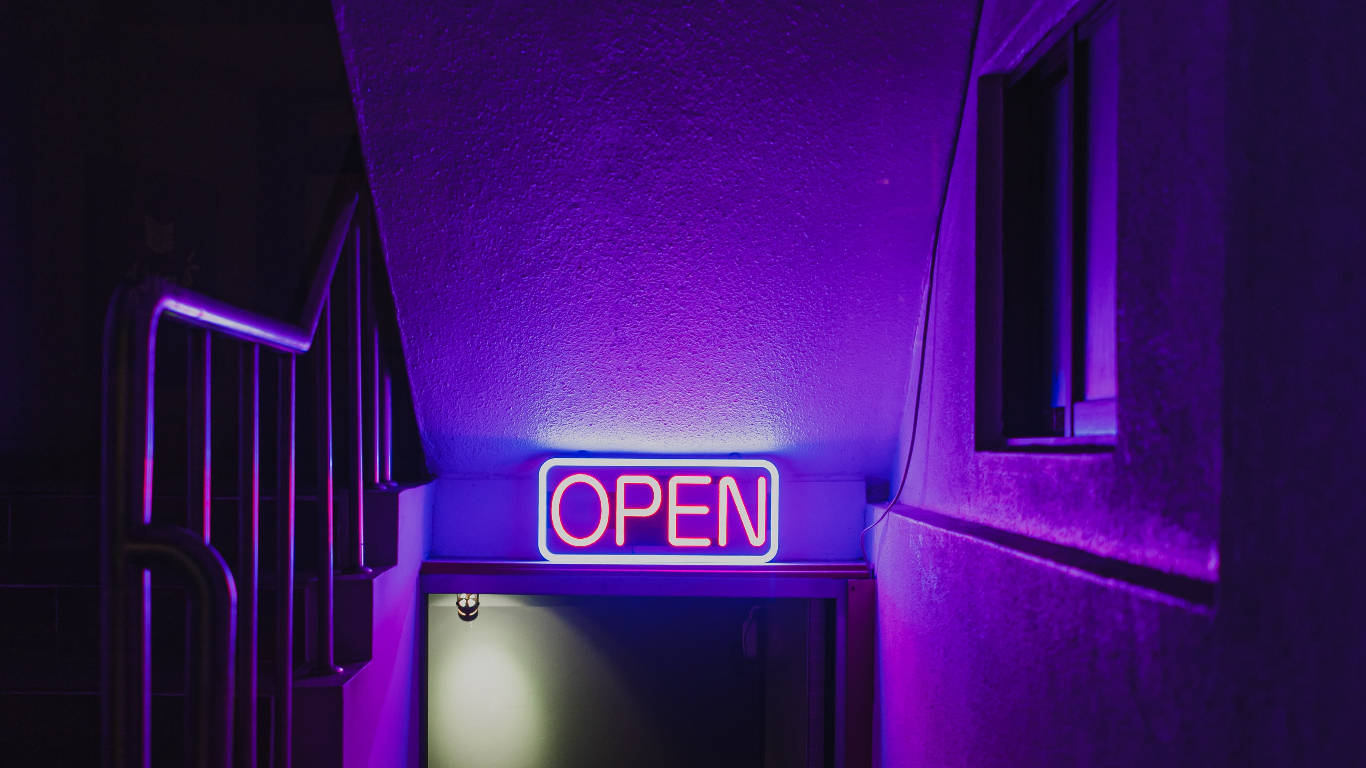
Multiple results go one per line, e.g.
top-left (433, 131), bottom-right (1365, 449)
top-left (976, 2), bottom-right (1118, 450)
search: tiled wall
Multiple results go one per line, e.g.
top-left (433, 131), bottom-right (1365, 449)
top-left (0, 495), bottom-right (105, 765)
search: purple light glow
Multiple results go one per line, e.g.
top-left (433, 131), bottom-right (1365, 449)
top-left (332, 0), bottom-right (976, 489)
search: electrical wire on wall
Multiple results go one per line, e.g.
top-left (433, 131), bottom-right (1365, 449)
top-left (860, 0), bottom-right (984, 575)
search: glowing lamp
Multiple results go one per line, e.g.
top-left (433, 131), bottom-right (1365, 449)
top-left (456, 593), bottom-right (479, 622)
top-left (537, 457), bottom-right (779, 565)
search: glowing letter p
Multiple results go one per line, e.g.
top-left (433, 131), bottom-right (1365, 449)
top-left (615, 475), bottom-right (662, 546)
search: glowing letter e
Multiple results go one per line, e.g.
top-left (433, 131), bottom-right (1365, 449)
top-left (668, 475), bottom-right (713, 547)
top-left (550, 473), bottom-right (610, 547)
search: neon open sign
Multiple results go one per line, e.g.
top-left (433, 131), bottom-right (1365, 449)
top-left (537, 457), bottom-right (780, 564)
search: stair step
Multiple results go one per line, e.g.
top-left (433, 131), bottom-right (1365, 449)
top-left (1, 573), bottom-right (349, 694)
top-left (0, 485), bottom-right (421, 765)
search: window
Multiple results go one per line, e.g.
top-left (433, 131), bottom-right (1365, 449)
top-left (978, 5), bottom-right (1117, 444)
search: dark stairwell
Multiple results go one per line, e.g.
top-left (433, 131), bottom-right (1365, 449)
top-left (8, 1), bottom-right (1366, 766)
top-left (1, 2), bottom-right (429, 765)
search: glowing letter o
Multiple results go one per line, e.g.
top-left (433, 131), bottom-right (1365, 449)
top-left (550, 473), bottom-right (610, 547)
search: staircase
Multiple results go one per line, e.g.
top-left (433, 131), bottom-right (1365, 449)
top-left (0, 486), bottom-right (427, 767)
top-left (0, 184), bottom-right (427, 767)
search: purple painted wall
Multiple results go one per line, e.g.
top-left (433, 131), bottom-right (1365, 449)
top-left (293, 485), bottom-right (430, 768)
top-left (870, 0), bottom-right (1366, 765)
top-left (888, 0), bottom-right (1225, 584)
top-left (332, 0), bottom-right (978, 558)
top-left (874, 519), bottom-right (1217, 767)
top-left (870, 0), bottom-right (1227, 763)
top-left (329, 0), bottom-right (1366, 764)
top-left (1220, 0), bottom-right (1366, 761)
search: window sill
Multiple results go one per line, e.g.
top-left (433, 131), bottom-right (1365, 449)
top-left (981, 434), bottom-right (1116, 454)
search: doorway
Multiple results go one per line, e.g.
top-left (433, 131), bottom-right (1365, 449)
top-left (426, 594), bottom-right (837, 767)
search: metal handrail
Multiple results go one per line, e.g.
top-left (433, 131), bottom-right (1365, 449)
top-left (157, 193), bottom-right (356, 353)
top-left (101, 190), bottom-right (394, 768)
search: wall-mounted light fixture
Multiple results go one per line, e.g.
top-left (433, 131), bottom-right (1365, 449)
top-left (456, 593), bottom-right (480, 622)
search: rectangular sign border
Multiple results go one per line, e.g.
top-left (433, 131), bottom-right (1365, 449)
top-left (537, 457), bottom-right (781, 565)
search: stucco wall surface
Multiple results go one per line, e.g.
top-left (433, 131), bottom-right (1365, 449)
top-left (873, 0), bottom-right (1366, 763)
top-left (884, 0), bottom-right (1225, 581)
top-left (872, 513), bottom-right (1216, 767)
top-left (871, 0), bottom-right (1229, 763)
top-left (332, 0), bottom-right (977, 546)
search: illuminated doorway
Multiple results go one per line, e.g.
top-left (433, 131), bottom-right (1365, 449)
top-left (422, 563), bottom-right (871, 767)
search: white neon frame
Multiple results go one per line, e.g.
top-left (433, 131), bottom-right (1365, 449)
top-left (537, 457), bottom-right (781, 565)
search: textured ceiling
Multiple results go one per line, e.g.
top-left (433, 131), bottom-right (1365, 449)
top-left (333, 0), bottom-right (976, 480)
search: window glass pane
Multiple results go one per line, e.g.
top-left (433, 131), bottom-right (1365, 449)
top-left (1047, 77), bottom-right (1070, 411)
top-left (1081, 11), bottom-right (1118, 402)
top-left (1002, 57), bottom-right (1069, 438)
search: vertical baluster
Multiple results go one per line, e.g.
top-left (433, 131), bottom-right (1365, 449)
top-left (187, 331), bottom-right (212, 540)
top-left (365, 216), bottom-right (381, 489)
top-left (236, 345), bottom-right (260, 768)
top-left (346, 222), bottom-right (367, 574)
top-left (104, 302), bottom-right (159, 768)
top-left (185, 329), bottom-right (212, 767)
top-left (274, 354), bottom-right (296, 768)
top-left (314, 299), bottom-right (341, 676)
top-left (380, 370), bottom-right (392, 486)
top-left (135, 569), bottom-right (151, 767)
top-left (105, 298), bottom-right (234, 768)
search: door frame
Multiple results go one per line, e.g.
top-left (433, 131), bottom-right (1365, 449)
top-left (419, 560), bottom-right (873, 768)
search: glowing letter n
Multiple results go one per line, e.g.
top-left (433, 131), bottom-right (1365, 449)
top-left (718, 475), bottom-right (766, 547)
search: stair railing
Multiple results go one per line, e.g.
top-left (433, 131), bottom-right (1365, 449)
top-left (101, 189), bottom-right (402, 768)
